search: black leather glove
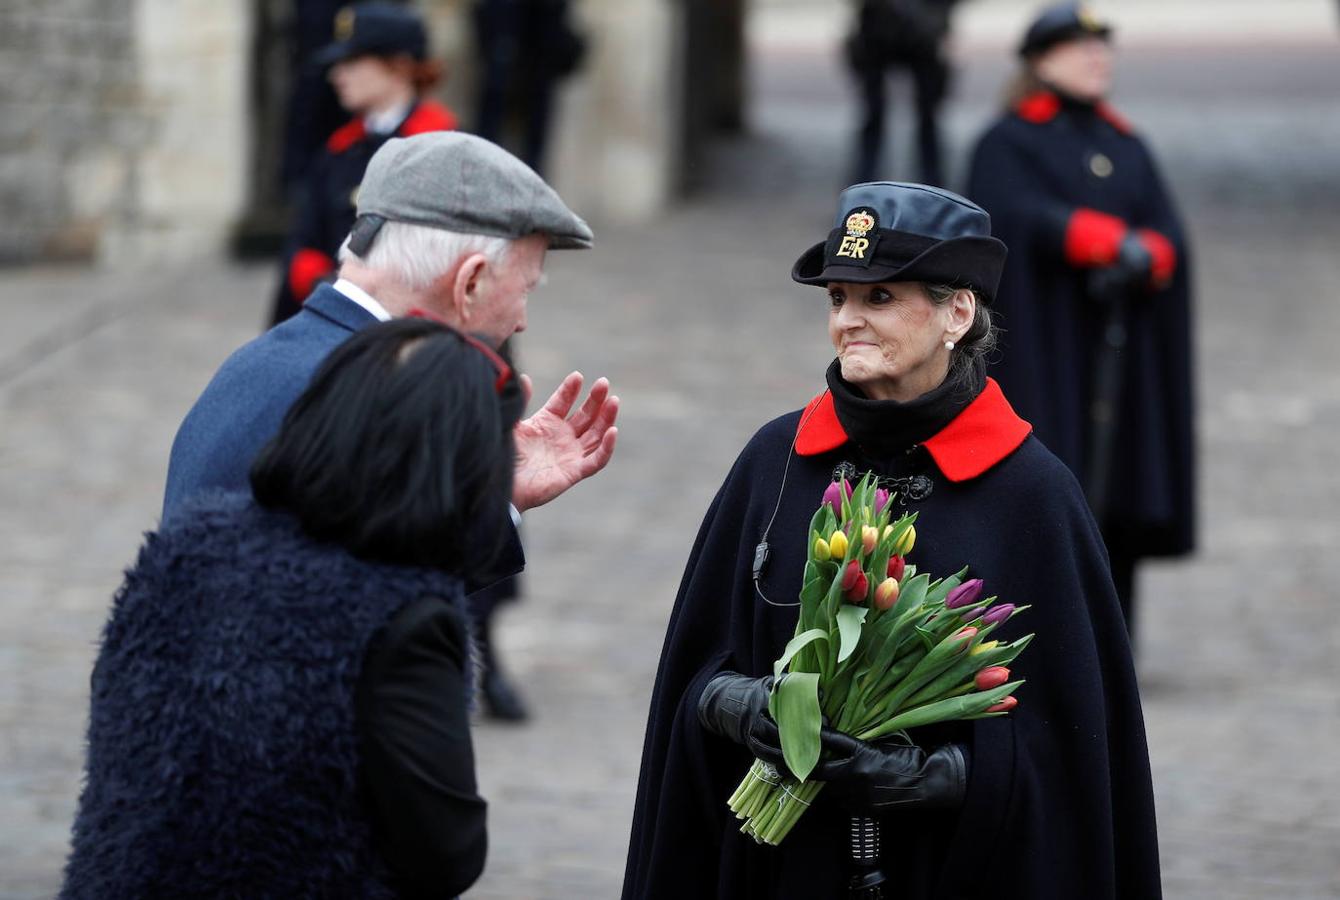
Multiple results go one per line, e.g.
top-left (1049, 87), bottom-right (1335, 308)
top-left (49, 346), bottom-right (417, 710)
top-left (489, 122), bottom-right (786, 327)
top-left (697, 672), bottom-right (787, 769)
top-left (1087, 231), bottom-right (1153, 303)
top-left (810, 730), bottom-right (968, 813)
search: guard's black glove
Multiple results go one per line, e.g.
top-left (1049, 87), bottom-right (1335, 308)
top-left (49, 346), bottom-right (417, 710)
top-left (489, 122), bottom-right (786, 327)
top-left (697, 672), bottom-right (788, 769)
top-left (1087, 231), bottom-right (1153, 303)
top-left (810, 730), bottom-right (968, 814)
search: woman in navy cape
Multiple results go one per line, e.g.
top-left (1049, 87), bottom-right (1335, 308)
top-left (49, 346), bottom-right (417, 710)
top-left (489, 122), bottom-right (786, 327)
top-left (621, 182), bottom-right (1161, 899)
top-left (965, 3), bottom-right (1195, 632)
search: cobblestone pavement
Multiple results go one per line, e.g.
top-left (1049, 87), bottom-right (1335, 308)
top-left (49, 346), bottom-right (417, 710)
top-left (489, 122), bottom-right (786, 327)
top-left (3, 14), bottom-right (1340, 900)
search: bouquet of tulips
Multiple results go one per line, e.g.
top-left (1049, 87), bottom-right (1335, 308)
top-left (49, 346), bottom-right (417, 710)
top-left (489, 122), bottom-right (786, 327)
top-left (726, 473), bottom-right (1033, 845)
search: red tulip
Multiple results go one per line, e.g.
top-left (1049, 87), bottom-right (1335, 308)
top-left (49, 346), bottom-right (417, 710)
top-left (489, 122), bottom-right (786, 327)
top-left (951, 626), bottom-right (978, 650)
top-left (845, 570), bottom-right (870, 603)
top-left (841, 560), bottom-right (862, 593)
top-left (974, 666), bottom-right (1010, 690)
top-left (886, 555), bottom-right (905, 581)
top-left (987, 696), bottom-right (1018, 714)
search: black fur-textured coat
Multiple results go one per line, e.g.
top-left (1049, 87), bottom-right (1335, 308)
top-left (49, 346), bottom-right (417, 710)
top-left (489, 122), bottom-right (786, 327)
top-left (622, 381), bottom-right (1161, 899)
top-left (62, 493), bottom-right (469, 899)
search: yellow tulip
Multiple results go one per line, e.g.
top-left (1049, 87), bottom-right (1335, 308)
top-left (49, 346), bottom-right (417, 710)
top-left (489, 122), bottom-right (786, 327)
top-left (893, 524), bottom-right (917, 555)
top-left (813, 536), bottom-right (831, 562)
top-left (970, 640), bottom-right (1000, 656)
top-left (828, 529), bottom-right (849, 559)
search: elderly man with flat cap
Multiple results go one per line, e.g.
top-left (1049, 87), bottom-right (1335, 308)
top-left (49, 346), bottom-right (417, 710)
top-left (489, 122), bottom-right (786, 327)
top-left (165, 131), bottom-right (618, 714)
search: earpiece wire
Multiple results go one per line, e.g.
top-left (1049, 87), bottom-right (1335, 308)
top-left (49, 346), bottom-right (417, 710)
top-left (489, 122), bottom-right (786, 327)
top-left (754, 389), bottom-right (830, 608)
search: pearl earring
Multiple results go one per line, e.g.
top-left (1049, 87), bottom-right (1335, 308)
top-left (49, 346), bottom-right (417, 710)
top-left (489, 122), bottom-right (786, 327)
top-left (944, 339), bottom-right (956, 351)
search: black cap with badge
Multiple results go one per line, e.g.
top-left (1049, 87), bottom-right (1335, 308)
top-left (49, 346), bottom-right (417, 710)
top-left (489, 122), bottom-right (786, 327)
top-left (315, 2), bottom-right (428, 68)
top-left (791, 182), bottom-right (1008, 302)
top-left (1018, 2), bottom-right (1113, 58)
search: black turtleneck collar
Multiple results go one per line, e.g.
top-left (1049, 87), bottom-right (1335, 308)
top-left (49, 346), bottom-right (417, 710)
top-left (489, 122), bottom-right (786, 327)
top-left (1040, 84), bottom-right (1106, 124)
top-left (825, 359), bottom-right (986, 458)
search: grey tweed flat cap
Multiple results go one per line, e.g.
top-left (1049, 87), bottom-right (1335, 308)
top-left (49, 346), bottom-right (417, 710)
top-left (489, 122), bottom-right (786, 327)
top-left (352, 132), bottom-right (593, 252)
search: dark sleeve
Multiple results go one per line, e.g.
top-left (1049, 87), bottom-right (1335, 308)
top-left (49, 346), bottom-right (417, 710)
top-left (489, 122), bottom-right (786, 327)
top-left (283, 154), bottom-right (339, 300)
top-left (622, 424), bottom-right (808, 899)
top-left (356, 596), bottom-right (487, 899)
top-left (935, 453), bottom-right (1162, 899)
top-left (621, 457), bottom-right (759, 900)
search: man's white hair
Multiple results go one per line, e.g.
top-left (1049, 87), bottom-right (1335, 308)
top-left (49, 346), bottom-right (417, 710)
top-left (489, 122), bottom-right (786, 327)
top-left (338, 221), bottom-right (512, 291)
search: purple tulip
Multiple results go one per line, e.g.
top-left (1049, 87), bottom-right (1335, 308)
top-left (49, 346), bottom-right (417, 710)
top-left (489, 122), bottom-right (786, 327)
top-left (874, 488), bottom-right (891, 513)
top-left (981, 603), bottom-right (1016, 626)
top-left (956, 603), bottom-right (988, 621)
top-left (944, 578), bottom-right (985, 610)
top-left (822, 480), bottom-right (849, 515)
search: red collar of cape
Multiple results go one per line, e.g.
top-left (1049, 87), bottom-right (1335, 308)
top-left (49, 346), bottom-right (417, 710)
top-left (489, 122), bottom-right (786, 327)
top-left (794, 377), bottom-right (1033, 482)
top-left (1015, 90), bottom-right (1132, 135)
top-left (326, 100), bottom-right (459, 154)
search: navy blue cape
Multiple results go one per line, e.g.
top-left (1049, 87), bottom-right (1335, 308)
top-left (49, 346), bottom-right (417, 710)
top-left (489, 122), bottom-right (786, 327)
top-left (622, 382), bottom-right (1161, 899)
top-left (966, 95), bottom-right (1195, 558)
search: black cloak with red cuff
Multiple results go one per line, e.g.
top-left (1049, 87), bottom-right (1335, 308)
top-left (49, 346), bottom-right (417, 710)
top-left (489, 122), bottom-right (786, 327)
top-left (965, 91), bottom-right (1195, 559)
top-left (621, 377), bottom-right (1161, 899)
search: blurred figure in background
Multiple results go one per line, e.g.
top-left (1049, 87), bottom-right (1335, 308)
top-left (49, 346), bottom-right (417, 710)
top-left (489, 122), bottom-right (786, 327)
top-left (965, 2), bottom-right (1195, 636)
top-left (469, 0), bottom-right (587, 714)
top-left (472, 0), bottom-right (587, 176)
top-left (278, 0), bottom-right (361, 202)
top-left (846, 0), bottom-right (959, 185)
top-left (64, 320), bottom-right (521, 898)
top-left (270, 2), bottom-right (458, 326)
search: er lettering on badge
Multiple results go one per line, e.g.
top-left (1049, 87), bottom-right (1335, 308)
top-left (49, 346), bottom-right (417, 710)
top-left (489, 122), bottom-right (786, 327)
top-left (837, 236), bottom-right (869, 259)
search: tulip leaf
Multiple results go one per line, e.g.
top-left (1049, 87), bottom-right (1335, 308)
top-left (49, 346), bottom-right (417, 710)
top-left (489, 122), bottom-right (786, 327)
top-left (899, 574), bottom-right (931, 610)
top-left (773, 674), bottom-right (823, 782)
top-left (836, 604), bottom-right (869, 664)
top-left (800, 574), bottom-right (827, 609)
top-left (914, 624), bottom-right (937, 653)
top-left (773, 628), bottom-right (828, 680)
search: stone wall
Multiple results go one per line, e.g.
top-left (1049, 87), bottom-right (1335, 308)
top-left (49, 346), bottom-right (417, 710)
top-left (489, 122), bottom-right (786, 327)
top-left (0, 0), bottom-right (143, 263)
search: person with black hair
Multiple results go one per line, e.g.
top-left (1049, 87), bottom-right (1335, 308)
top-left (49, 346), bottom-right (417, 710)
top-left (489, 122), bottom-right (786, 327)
top-left (622, 182), bottom-right (1160, 899)
top-left (64, 318), bottom-right (521, 898)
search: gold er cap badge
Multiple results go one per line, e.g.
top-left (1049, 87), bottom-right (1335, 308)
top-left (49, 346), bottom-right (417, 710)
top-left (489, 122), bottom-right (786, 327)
top-left (1077, 5), bottom-right (1104, 32)
top-left (834, 207), bottom-right (879, 263)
